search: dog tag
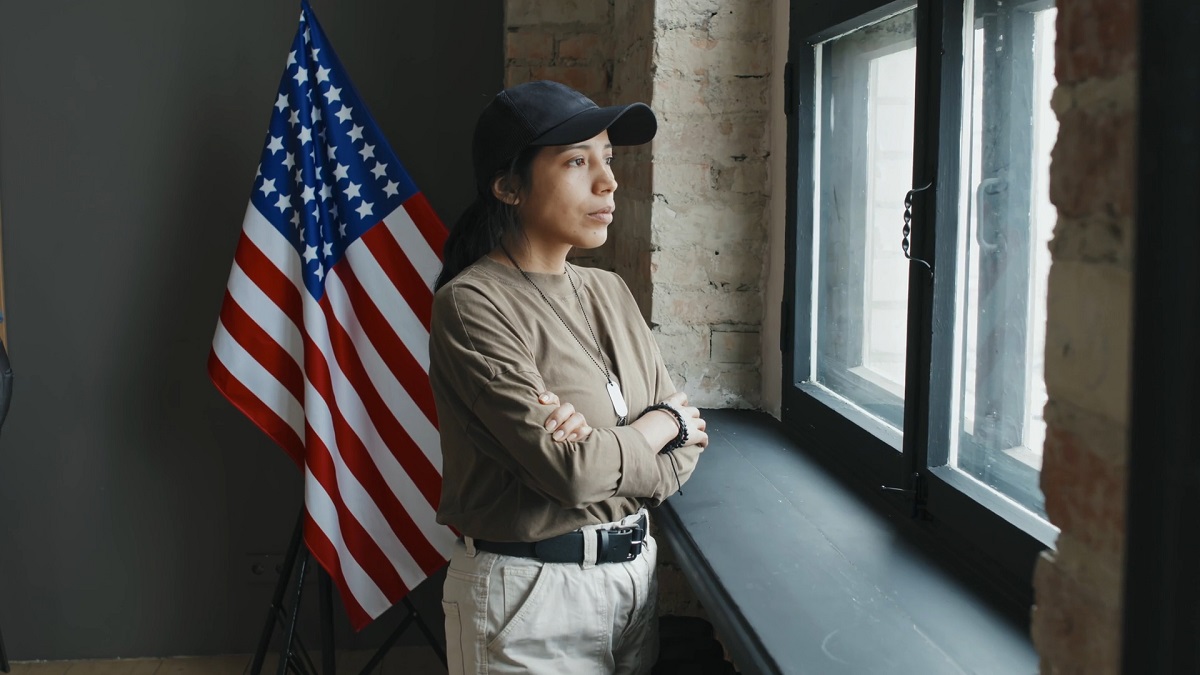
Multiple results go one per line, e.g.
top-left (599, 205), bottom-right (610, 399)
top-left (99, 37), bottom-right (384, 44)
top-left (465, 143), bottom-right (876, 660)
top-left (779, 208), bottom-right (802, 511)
top-left (606, 380), bottom-right (628, 419)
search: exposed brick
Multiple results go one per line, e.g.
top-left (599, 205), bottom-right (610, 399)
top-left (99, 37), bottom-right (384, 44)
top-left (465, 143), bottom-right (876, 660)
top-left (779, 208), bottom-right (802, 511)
top-left (529, 65), bottom-right (611, 101)
top-left (1049, 214), bottom-right (1134, 268)
top-left (650, 193), bottom-right (769, 248)
top-left (506, 0), bottom-right (612, 27)
top-left (1041, 425), bottom-right (1127, 557)
top-left (1043, 261), bottom-right (1132, 425)
top-left (706, 0), bottom-right (774, 39)
top-left (711, 328), bottom-right (760, 364)
top-left (1050, 103), bottom-right (1136, 220)
top-left (1032, 552), bottom-right (1123, 675)
top-left (655, 30), bottom-right (771, 78)
top-left (505, 29), bottom-right (555, 63)
top-left (504, 64), bottom-right (533, 88)
top-left (1043, 399), bottom-right (1128, 468)
top-left (653, 285), bottom-right (763, 325)
top-left (1056, 0), bottom-right (1137, 85)
top-left (653, 71), bottom-right (771, 114)
top-left (652, 111), bottom-right (770, 162)
top-left (557, 33), bottom-right (606, 62)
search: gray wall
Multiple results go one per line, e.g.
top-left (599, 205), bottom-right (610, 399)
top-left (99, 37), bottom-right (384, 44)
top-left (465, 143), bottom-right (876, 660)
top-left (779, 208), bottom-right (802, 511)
top-left (0, 0), bottom-right (501, 659)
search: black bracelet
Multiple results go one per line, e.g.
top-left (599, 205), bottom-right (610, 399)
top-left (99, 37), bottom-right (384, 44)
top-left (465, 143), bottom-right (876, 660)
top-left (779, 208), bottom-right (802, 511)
top-left (642, 402), bottom-right (688, 453)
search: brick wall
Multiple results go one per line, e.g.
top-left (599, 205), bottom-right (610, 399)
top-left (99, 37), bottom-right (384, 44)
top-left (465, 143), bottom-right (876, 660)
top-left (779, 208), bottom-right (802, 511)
top-left (504, 0), bottom-right (773, 408)
top-left (504, 0), bottom-right (618, 273)
top-left (649, 0), bottom-right (772, 408)
top-left (1030, 0), bottom-right (1137, 672)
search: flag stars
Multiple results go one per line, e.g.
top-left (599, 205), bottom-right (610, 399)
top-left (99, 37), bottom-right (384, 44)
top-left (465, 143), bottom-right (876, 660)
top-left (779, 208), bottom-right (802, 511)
top-left (275, 94), bottom-right (289, 112)
top-left (267, 135), bottom-right (284, 154)
top-left (287, 50), bottom-right (297, 67)
top-left (274, 193), bottom-right (291, 213)
top-left (301, 185), bottom-right (316, 204)
top-left (259, 178), bottom-right (277, 197)
top-left (314, 265), bottom-right (326, 281)
top-left (317, 66), bottom-right (331, 84)
top-left (348, 124), bottom-right (364, 142)
top-left (383, 180), bottom-right (399, 197)
top-left (358, 143), bottom-right (375, 161)
top-left (324, 86), bottom-right (341, 104)
top-left (333, 163), bottom-right (350, 182)
top-left (326, 145), bottom-right (337, 161)
top-left (371, 162), bottom-right (388, 179)
top-left (289, 109), bottom-right (300, 127)
top-left (312, 107), bottom-right (322, 124)
top-left (309, 46), bottom-right (321, 61)
top-left (323, 242), bottom-right (333, 257)
top-left (293, 67), bottom-right (308, 86)
top-left (355, 201), bottom-right (373, 219)
top-left (283, 152), bottom-right (296, 171)
top-left (291, 211), bottom-right (301, 229)
top-left (335, 105), bottom-right (353, 124)
top-left (345, 181), bottom-right (361, 200)
top-left (320, 182), bottom-right (333, 202)
top-left (303, 244), bottom-right (318, 263)
top-left (298, 126), bottom-right (312, 145)
top-left (339, 222), bottom-right (348, 237)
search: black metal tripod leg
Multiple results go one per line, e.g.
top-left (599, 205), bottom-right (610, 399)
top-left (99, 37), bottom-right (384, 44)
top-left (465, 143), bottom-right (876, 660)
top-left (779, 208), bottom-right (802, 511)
top-left (277, 551), bottom-right (310, 675)
top-left (319, 567), bottom-right (335, 675)
top-left (358, 612), bottom-right (414, 675)
top-left (251, 513), bottom-right (306, 675)
top-left (405, 598), bottom-right (447, 667)
top-left (358, 597), bottom-right (447, 675)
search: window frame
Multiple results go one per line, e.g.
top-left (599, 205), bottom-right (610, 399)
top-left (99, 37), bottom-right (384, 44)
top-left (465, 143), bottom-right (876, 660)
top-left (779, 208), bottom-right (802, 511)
top-left (782, 0), bottom-right (1056, 606)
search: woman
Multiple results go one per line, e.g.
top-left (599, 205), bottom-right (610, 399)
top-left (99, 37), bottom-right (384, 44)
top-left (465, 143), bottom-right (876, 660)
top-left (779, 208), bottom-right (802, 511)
top-left (429, 80), bottom-right (708, 675)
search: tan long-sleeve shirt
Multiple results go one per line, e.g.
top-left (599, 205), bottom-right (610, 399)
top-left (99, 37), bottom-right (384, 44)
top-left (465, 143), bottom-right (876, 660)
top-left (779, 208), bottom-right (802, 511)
top-left (430, 255), bottom-right (702, 542)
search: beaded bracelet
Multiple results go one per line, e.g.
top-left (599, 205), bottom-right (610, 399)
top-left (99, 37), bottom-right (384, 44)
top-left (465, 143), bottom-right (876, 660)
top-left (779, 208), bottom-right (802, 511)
top-left (642, 402), bottom-right (689, 453)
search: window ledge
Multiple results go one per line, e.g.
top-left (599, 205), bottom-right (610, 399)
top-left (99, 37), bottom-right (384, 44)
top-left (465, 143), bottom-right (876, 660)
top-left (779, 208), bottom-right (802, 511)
top-left (655, 409), bottom-right (1039, 675)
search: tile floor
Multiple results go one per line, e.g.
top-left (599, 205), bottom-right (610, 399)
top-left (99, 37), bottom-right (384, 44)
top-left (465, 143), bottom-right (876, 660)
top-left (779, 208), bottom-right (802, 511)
top-left (4, 647), bottom-right (446, 675)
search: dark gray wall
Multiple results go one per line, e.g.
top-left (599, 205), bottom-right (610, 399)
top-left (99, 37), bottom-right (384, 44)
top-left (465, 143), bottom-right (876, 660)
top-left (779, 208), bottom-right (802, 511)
top-left (0, 0), bottom-right (501, 659)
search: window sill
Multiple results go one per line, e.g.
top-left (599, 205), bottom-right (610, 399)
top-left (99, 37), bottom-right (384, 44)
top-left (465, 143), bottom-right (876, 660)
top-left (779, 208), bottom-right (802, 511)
top-left (655, 409), bottom-right (1039, 675)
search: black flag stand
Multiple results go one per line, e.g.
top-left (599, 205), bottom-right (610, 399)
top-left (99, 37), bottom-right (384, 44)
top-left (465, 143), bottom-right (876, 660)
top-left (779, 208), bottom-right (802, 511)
top-left (250, 512), bottom-right (447, 675)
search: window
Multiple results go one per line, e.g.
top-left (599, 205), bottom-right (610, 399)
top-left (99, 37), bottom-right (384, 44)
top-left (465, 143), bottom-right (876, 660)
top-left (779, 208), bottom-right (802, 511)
top-left (783, 0), bottom-right (1058, 598)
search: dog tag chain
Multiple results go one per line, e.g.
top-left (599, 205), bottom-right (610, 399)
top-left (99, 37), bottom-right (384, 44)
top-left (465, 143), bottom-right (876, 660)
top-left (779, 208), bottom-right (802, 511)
top-left (503, 247), bottom-right (629, 425)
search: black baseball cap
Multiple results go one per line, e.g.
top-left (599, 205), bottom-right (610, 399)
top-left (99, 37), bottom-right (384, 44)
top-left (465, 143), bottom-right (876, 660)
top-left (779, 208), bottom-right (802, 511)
top-left (472, 80), bottom-right (657, 194)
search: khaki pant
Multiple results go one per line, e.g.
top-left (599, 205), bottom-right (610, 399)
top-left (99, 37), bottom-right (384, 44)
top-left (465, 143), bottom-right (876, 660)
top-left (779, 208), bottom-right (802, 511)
top-left (441, 511), bottom-right (659, 675)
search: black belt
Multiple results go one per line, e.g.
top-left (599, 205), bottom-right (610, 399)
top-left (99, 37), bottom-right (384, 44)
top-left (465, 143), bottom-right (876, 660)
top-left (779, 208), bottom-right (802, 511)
top-left (473, 514), bottom-right (648, 564)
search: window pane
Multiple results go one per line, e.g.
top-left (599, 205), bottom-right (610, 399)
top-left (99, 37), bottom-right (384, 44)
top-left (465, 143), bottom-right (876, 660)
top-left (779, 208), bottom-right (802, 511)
top-left (811, 8), bottom-right (916, 435)
top-left (950, 1), bottom-right (1056, 517)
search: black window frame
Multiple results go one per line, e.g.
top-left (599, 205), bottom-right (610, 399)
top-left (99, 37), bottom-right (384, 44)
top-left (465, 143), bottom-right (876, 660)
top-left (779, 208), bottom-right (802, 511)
top-left (781, 0), bottom-right (1057, 607)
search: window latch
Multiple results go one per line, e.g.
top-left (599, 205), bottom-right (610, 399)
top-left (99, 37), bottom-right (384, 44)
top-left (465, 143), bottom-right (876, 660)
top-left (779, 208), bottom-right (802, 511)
top-left (902, 182), bottom-right (934, 278)
top-left (881, 472), bottom-right (928, 519)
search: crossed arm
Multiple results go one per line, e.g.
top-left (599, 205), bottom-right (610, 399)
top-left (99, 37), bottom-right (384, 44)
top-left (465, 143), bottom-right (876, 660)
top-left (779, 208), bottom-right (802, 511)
top-left (537, 389), bottom-right (708, 451)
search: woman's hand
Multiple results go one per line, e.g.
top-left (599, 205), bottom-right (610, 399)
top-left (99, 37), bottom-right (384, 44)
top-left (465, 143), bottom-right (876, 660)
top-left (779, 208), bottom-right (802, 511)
top-left (659, 391), bottom-right (708, 449)
top-left (538, 391), bottom-right (593, 442)
top-left (631, 390), bottom-right (708, 451)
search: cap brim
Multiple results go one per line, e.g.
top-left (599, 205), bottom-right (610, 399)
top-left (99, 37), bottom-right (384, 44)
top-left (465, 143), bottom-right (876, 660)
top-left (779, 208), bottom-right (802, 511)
top-left (532, 102), bottom-right (657, 147)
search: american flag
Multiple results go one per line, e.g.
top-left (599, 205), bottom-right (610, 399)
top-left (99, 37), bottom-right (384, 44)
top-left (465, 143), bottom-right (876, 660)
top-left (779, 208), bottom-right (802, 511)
top-left (208, 3), bottom-right (456, 629)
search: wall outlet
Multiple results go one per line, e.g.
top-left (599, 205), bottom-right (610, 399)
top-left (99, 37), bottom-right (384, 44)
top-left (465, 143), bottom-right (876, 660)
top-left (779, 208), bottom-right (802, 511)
top-left (245, 553), bottom-right (288, 587)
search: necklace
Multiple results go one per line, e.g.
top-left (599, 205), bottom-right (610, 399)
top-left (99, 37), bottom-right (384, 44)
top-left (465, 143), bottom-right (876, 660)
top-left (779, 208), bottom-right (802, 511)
top-left (501, 247), bottom-right (629, 426)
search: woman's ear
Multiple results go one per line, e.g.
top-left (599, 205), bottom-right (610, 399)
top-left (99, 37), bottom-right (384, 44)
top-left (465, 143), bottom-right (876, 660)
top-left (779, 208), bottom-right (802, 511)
top-left (491, 175), bottom-right (521, 206)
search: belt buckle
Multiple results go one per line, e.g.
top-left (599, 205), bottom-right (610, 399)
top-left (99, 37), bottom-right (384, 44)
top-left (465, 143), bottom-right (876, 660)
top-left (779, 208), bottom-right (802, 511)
top-left (618, 523), bottom-right (646, 562)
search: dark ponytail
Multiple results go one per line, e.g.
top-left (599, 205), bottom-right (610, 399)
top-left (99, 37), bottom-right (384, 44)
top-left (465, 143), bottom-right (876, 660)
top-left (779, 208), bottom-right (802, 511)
top-left (435, 147), bottom-right (539, 291)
